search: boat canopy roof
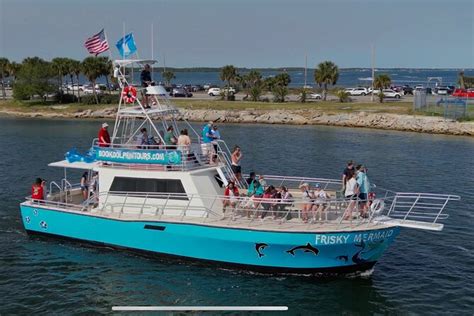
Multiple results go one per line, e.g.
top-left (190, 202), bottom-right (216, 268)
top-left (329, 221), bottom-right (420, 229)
top-left (48, 160), bottom-right (99, 170)
top-left (114, 59), bottom-right (157, 67)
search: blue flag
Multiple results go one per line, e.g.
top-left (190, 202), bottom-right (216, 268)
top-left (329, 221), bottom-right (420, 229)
top-left (116, 33), bottom-right (137, 57)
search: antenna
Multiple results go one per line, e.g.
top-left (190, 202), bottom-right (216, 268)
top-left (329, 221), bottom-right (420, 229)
top-left (151, 23), bottom-right (154, 81)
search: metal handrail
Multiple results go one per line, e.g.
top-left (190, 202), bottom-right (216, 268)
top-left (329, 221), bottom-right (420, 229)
top-left (25, 183), bottom-right (460, 231)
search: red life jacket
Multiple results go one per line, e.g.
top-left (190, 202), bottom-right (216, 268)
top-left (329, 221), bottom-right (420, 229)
top-left (31, 184), bottom-right (44, 200)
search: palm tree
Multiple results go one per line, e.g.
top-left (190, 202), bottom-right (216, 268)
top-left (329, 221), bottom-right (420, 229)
top-left (97, 57), bottom-right (112, 94)
top-left (81, 57), bottom-right (103, 104)
top-left (220, 65), bottom-right (237, 88)
top-left (314, 61), bottom-right (339, 101)
top-left (162, 70), bottom-right (175, 86)
top-left (7, 61), bottom-right (21, 81)
top-left (51, 57), bottom-right (68, 91)
top-left (67, 59), bottom-right (81, 101)
top-left (69, 60), bottom-right (82, 102)
top-left (0, 58), bottom-right (10, 99)
top-left (335, 89), bottom-right (350, 103)
top-left (373, 74), bottom-right (391, 103)
top-left (242, 70), bottom-right (262, 101)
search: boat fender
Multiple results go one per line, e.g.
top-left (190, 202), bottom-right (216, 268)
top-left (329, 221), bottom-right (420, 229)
top-left (122, 85), bottom-right (137, 103)
top-left (370, 199), bottom-right (385, 215)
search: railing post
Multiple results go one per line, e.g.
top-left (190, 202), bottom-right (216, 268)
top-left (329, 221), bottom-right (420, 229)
top-left (403, 194), bottom-right (421, 221)
top-left (159, 195), bottom-right (170, 218)
top-left (181, 195), bottom-right (194, 220)
top-left (120, 193), bottom-right (129, 218)
top-left (433, 196), bottom-right (450, 223)
top-left (140, 193), bottom-right (148, 218)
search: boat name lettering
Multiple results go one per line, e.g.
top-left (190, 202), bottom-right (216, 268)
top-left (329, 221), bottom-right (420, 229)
top-left (353, 229), bottom-right (394, 243)
top-left (315, 229), bottom-right (395, 245)
top-left (95, 148), bottom-right (182, 165)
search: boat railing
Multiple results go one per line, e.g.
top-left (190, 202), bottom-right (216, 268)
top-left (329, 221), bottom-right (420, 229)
top-left (24, 188), bottom-right (459, 231)
top-left (251, 174), bottom-right (343, 194)
top-left (376, 192), bottom-right (461, 228)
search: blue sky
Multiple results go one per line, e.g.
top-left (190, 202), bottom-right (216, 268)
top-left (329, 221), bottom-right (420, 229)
top-left (0, 0), bottom-right (472, 68)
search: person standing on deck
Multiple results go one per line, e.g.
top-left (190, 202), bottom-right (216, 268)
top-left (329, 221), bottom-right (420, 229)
top-left (356, 165), bottom-right (371, 217)
top-left (201, 121), bottom-right (214, 159)
top-left (140, 64), bottom-right (153, 109)
top-left (164, 126), bottom-right (177, 149)
top-left (231, 145), bottom-right (243, 182)
top-left (210, 125), bottom-right (221, 163)
top-left (98, 123), bottom-right (111, 147)
top-left (342, 160), bottom-right (355, 191)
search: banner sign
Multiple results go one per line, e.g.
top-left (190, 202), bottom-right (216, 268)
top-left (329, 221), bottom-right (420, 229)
top-left (94, 147), bottom-right (182, 165)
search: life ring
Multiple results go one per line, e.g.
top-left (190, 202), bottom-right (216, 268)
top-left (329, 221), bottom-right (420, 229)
top-left (370, 199), bottom-right (385, 215)
top-left (122, 86), bottom-right (137, 103)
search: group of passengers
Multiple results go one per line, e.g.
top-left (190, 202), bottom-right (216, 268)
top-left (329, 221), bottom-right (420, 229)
top-left (342, 160), bottom-right (371, 219)
top-left (223, 171), bottom-right (294, 220)
top-left (299, 182), bottom-right (331, 223)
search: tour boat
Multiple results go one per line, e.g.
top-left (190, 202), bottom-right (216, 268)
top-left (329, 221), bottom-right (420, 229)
top-left (19, 59), bottom-right (460, 274)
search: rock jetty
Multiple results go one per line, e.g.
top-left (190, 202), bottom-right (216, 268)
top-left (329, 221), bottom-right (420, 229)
top-left (1, 107), bottom-right (473, 136)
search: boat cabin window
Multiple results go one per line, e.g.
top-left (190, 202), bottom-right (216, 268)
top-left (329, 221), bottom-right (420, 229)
top-left (110, 177), bottom-right (187, 200)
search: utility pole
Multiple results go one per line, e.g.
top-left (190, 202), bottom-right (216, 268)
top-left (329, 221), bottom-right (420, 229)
top-left (371, 44), bottom-right (375, 102)
top-left (304, 52), bottom-right (307, 88)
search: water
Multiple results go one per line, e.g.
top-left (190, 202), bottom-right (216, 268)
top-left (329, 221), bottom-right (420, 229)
top-left (1, 117), bottom-right (473, 314)
top-left (86, 68), bottom-right (474, 88)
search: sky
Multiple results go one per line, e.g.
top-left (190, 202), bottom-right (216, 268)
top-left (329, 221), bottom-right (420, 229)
top-left (0, 0), bottom-right (473, 68)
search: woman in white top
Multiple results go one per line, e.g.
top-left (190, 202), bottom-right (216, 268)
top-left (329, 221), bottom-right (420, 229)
top-left (299, 183), bottom-right (314, 223)
top-left (311, 184), bottom-right (330, 221)
top-left (343, 173), bottom-right (359, 220)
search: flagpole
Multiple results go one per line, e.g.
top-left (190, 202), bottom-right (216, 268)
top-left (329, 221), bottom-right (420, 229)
top-left (151, 23), bottom-right (154, 82)
top-left (103, 29), bottom-right (113, 61)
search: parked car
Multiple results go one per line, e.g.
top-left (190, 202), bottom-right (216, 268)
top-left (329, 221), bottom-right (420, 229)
top-left (203, 84), bottom-right (211, 90)
top-left (402, 85), bottom-right (413, 95)
top-left (452, 88), bottom-right (474, 98)
top-left (171, 88), bottom-right (193, 97)
top-left (307, 93), bottom-right (322, 100)
top-left (222, 87), bottom-right (236, 94)
top-left (434, 86), bottom-right (449, 95)
top-left (344, 88), bottom-right (355, 95)
top-left (349, 87), bottom-right (369, 96)
top-left (372, 89), bottom-right (402, 99)
top-left (208, 88), bottom-right (221, 96)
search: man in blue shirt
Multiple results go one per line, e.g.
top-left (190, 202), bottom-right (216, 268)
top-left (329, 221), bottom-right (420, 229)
top-left (201, 121), bottom-right (214, 159)
top-left (356, 165), bottom-right (370, 217)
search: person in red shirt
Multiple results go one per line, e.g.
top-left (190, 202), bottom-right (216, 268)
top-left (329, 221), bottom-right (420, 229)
top-left (223, 181), bottom-right (240, 214)
top-left (31, 178), bottom-right (46, 201)
top-left (98, 122), bottom-right (111, 147)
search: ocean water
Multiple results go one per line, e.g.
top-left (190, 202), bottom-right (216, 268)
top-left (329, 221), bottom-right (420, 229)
top-left (0, 117), bottom-right (473, 314)
top-left (88, 68), bottom-right (474, 88)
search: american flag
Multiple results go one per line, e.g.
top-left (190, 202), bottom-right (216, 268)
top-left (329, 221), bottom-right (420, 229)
top-left (84, 29), bottom-right (109, 56)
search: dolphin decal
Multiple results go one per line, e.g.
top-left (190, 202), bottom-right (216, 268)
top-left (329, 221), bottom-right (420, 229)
top-left (255, 243), bottom-right (268, 258)
top-left (352, 240), bottom-right (385, 264)
top-left (336, 255), bottom-right (349, 262)
top-left (286, 243), bottom-right (319, 256)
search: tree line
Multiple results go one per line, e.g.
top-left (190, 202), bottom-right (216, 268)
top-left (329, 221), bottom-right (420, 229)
top-left (0, 56), bottom-right (116, 104)
top-left (0, 56), bottom-right (394, 104)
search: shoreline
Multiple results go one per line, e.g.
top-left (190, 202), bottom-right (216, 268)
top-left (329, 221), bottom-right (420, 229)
top-left (1, 106), bottom-right (473, 136)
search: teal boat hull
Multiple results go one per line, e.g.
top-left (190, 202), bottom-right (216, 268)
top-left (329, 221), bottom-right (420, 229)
top-left (20, 204), bottom-right (400, 274)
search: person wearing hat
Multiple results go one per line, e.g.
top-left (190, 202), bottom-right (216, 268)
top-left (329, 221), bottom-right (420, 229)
top-left (312, 183), bottom-right (331, 221)
top-left (98, 122), bottom-right (111, 147)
